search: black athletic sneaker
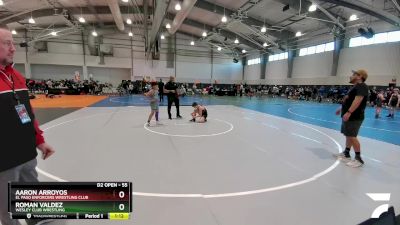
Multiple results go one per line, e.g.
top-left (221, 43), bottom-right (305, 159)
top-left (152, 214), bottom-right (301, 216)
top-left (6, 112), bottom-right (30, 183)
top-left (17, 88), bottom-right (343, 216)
top-left (177, 115), bottom-right (182, 119)
top-left (347, 157), bottom-right (364, 168)
top-left (355, 157), bottom-right (364, 164)
top-left (189, 119), bottom-right (195, 122)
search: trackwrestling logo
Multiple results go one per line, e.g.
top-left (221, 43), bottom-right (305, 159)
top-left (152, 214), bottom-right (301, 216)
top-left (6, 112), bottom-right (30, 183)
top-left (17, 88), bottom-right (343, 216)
top-left (366, 193), bottom-right (391, 218)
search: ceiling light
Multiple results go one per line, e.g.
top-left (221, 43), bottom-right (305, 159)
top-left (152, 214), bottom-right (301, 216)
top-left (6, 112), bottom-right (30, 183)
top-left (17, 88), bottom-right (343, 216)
top-left (242, 49), bottom-right (246, 53)
top-left (190, 40), bottom-right (195, 45)
top-left (295, 31), bottom-right (302, 37)
top-left (166, 23), bottom-right (171, 29)
top-left (92, 30), bottom-right (98, 37)
top-left (349, 14), bottom-right (358, 21)
top-left (161, 34), bottom-right (165, 39)
top-left (175, 2), bottom-right (181, 11)
top-left (202, 31), bottom-right (207, 37)
top-left (51, 31), bottom-right (57, 36)
top-left (126, 18), bottom-right (132, 25)
top-left (79, 17), bottom-right (86, 23)
top-left (234, 38), bottom-right (239, 44)
top-left (221, 15), bottom-right (227, 23)
top-left (261, 26), bottom-right (267, 33)
top-left (217, 46), bottom-right (222, 51)
top-left (263, 42), bottom-right (269, 47)
top-left (11, 30), bottom-right (17, 35)
top-left (0, 0), bottom-right (4, 6)
top-left (28, 17), bottom-right (35, 24)
top-left (122, 0), bottom-right (128, 2)
top-left (128, 32), bottom-right (133, 37)
top-left (308, 4), bottom-right (317, 12)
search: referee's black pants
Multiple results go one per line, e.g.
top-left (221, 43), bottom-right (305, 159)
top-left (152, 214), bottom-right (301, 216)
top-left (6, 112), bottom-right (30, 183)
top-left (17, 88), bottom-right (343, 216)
top-left (167, 97), bottom-right (180, 119)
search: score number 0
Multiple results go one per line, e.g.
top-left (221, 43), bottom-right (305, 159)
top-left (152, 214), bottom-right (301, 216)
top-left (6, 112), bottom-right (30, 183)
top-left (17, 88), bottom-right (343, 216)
top-left (118, 191), bottom-right (125, 211)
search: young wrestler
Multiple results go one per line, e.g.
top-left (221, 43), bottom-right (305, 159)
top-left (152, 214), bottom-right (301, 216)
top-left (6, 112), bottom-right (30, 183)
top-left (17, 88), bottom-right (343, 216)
top-left (190, 102), bottom-right (207, 123)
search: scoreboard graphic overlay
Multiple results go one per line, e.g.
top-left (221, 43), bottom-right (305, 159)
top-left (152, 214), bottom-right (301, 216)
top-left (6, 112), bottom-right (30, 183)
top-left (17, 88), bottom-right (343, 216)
top-left (8, 182), bottom-right (132, 220)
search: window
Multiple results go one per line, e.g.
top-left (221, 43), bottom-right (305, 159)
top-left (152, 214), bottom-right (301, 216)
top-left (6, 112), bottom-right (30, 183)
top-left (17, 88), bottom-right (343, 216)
top-left (307, 46), bottom-right (316, 55)
top-left (374, 33), bottom-right (387, 44)
top-left (388, 31), bottom-right (400, 42)
top-left (325, 42), bottom-right (334, 51)
top-left (316, 44), bottom-right (325, 53)
top-left (268, 52), bottom-right (288, 62)
top-left (349, 37), bottom-right (362, 47)
top-left (298, 42), bottom-right (335, 57)
top-left (247, 58), bottom-right (261, 65)
top-left (361, 36), bottom-right (374, 46)
top-left (268, 55), bottom-right (274, 61)
top-left (349, 30), bottom-right (400, 47)
top-left (299, 48), bottom-right (308, 56)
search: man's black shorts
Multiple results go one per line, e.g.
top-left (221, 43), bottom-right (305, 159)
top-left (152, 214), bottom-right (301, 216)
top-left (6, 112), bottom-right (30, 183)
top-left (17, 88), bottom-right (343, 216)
top-left (341, 120), bottom-right (363, 137)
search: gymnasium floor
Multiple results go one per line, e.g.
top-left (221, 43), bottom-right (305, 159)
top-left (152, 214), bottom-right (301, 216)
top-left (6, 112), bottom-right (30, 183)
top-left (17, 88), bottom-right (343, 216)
top-left (31, 95), bottom-right (400, 225)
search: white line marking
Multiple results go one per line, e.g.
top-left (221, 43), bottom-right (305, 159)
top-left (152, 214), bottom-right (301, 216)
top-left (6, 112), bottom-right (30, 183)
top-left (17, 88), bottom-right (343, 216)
top-left (288, 107), bottom-right (400, 133)
top-left (262, 123), bottom-right (279, 130)
top-left (37, 107), bottom-right (342, 198)
top-left (144, 118), bottom-right (234, 138)
top-left (365, 116), bottom-right (400, 124)
top-left (41, 109), bottom-right (141, 131)
top-left (366, 193), bottom-right (391, 201)
top-left (109, 96), bottom-right (149, 105)
top-left (174, 122), bottom-right (193, 126)
top-left (364, 156), bottom-right (382, 163)
top-left (291, 133), bottom-right (322, 144)
top-left (36, 168), bottom-right (66, 182)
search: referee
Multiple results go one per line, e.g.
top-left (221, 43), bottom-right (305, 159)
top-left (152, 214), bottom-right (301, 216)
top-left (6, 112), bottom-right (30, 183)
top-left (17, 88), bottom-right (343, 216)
top-left (164, 76), bottom-right (182, 120)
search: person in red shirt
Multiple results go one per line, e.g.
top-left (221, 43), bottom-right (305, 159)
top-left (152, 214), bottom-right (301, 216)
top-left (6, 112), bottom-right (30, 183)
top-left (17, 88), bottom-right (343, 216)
top-left (0, 24), bottom-right (56, 225)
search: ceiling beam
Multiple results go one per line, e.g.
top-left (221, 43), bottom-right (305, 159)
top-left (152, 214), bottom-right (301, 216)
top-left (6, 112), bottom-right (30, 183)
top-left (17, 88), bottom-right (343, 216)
top-left (274, 0), bottom-right (345, 29)
top-left (194, 0), bottom-right (294, 41)
top-left (177, 30), bottom-right (240, 58)
top-left (319, 0), bottom-right (400, 27)
top-left (146, 0), bottom-right (169, 58)
top-left (391, 0), bottom-right (400, 13)
top-left (313, 1), bottom-right (345, 29)
top-left (86, 0), bottom-right (105, 27)
top-left (0, 6), bottom-right (147, 25)
top-left (106, 0), bottom-right (125, 31)
top-left (2, 5), bottom-right (266, 51)
top-left (143, 0), bottom-right (149, 47)
top-left (176, 15), bottom-right (264, 50)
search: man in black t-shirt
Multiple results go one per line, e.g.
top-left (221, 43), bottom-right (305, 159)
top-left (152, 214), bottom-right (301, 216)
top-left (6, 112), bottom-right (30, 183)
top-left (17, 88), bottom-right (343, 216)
top-left (335, 69), bottom-right (369, 167)
top-left (164, 76), bottom-right (182, 119)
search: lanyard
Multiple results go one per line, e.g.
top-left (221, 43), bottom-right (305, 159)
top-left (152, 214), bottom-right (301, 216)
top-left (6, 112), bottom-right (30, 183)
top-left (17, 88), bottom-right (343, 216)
top-left (0, 70), bottom-right (20, 104)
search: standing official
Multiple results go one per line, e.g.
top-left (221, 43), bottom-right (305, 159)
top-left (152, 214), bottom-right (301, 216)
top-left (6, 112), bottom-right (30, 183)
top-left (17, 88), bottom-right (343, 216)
top-left (164, 76), bottom-right (182, 119)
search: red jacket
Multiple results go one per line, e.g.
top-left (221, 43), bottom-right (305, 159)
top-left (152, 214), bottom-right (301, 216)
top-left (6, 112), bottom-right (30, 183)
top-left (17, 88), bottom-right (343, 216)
top-left (0, 64), bottom-right (45, 172)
